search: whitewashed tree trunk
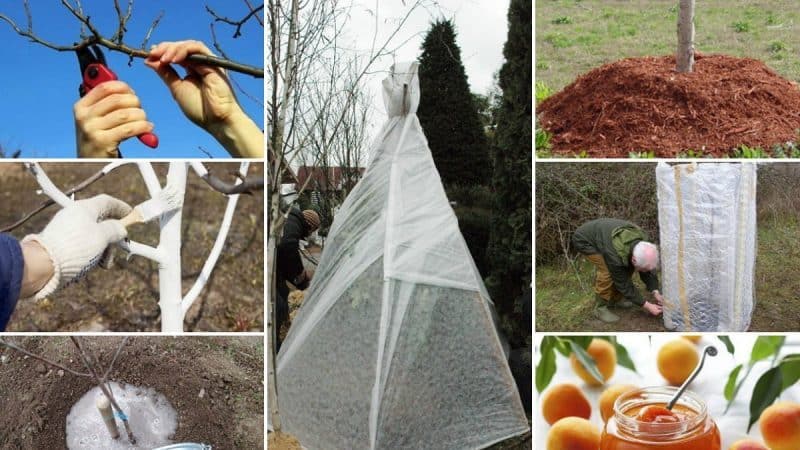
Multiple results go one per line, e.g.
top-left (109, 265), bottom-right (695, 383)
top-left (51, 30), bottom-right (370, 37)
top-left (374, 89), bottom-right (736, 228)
top-left (677, 0), bottom-right (696, 73)
top-left (157, 164), bottom-right (186, 332)
top-left (26, 161), bottom-right (247, 333)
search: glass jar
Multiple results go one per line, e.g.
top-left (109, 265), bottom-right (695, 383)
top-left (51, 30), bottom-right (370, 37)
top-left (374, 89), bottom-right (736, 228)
top-left (600, 387), bottom-right (721, 450)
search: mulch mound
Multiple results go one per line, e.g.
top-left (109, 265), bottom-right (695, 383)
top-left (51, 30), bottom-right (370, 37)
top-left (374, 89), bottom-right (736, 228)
top-left (538, 54), bottom-right (800, 156)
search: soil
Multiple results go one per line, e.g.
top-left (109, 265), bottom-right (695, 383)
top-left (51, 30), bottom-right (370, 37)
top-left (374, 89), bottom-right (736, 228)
top-left (1, 162), bottom-right (264, 332)
top-left (538, 54), bottom-right (800, 156)
top-left (0, 336), bottom-right (264, 449)
top-left (267, 431), bottom-right (302, 450)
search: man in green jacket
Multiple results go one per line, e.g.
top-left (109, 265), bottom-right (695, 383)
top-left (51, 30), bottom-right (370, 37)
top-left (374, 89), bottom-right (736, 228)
top-left (572, 218), bottom-right (664, 322)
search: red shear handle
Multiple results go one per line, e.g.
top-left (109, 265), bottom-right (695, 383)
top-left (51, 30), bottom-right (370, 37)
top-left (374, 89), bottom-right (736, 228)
top-left (82, 63), bottom-right (159, 149)
top-left (138, 133), bottom-right (158, 148)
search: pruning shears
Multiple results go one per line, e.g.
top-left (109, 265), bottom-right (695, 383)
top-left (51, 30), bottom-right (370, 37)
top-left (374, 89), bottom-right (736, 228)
top-left (76, 45), bottom-right (159, 149)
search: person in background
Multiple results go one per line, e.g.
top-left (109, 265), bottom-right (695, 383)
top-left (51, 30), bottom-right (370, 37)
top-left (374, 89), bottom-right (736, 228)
top-left (572, 218), bottom-right (664, 323)
top-left (74, 40), bottom-right (263, 158)
top-left (275, 208), bottom-right (320, 347)
top-left (0, 195), bottom-right (131, 331)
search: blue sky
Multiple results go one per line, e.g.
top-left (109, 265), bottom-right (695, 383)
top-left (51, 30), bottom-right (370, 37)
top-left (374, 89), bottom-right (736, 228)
top-left (0, 1), bottom-right (263, 158)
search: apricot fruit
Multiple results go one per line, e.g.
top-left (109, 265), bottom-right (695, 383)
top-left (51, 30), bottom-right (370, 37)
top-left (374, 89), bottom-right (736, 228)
top-left (759, 401), bottom-right (800, 450)
top-left (728, 438), bottom-right (768, 450)
top-left (682, 335), bottom-right (702, 343)
top-left (570, 339), bottom-right (617, 386)
top-left (636, 405), bottom-right (679, 423)
top-left (546, 417), bottom-right (601, 450)
top-left (657, 339), bottom-right (699, 385)
top-left (541, 383), bottom-right (591, 425)
top-left (599, 384), bottom-right (638, 422)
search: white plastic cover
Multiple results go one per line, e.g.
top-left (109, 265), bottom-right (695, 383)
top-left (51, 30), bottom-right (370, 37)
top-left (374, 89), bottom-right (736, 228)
top-left (656, 162), bottom-right (756, 332)
top-left (275, 62), bottom-right (529, 449)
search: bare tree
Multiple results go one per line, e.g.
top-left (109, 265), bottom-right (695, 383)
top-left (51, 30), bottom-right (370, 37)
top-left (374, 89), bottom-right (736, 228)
top-left (677, 0), bottom-right (695, 73)
top-left (266, 0), bottom-right (435, 431)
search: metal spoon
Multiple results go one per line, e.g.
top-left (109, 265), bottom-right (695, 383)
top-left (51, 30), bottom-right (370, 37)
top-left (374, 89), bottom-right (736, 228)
top-left (666, 345), bottom-right (718, 410)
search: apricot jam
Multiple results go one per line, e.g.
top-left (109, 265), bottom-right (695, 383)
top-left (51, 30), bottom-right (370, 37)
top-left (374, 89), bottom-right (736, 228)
top-left (600, 387), bottom-right (721, 450)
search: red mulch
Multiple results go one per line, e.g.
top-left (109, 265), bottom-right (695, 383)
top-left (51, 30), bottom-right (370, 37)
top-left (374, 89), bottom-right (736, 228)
top-left (537, 54), bottom-right (800, 157)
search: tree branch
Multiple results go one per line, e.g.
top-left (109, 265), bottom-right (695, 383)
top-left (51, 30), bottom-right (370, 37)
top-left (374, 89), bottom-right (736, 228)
top-left (0, 166), bottom-right (108, 232)
top-left (103, 336), bottom-right (130, 380)
top-left (0, 338), bottom-right (93, 378)
top-left (199, 169), bottom-right (264, 195)
top-left (0, 2), bottom-right (264, 77)
top-left (206, 3), bottom-right (264, 38)
top-left (71, 337), bottom-right (137, 444)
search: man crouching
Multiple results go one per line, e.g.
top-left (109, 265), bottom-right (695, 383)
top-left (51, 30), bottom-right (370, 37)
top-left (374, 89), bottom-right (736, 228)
top-left (572, 218), bottom-right (664, 323)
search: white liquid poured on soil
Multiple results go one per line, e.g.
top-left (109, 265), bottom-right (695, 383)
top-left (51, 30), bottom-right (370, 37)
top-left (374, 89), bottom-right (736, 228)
top-left (65, 382), bottom-right (178, 450)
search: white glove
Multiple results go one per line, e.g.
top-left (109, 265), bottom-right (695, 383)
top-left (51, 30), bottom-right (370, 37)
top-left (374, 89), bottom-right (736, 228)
top-left (22, 194), bottom-right (132, 300)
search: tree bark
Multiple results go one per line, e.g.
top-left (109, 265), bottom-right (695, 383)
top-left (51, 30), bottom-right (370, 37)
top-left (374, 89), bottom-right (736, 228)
top-left (676, 0), bottom-right (696, 73)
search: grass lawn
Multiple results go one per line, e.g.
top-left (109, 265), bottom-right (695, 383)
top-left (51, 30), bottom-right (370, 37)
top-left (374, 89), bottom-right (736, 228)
top-left (536, 0), bottom-right (800, 92)
top-left (535, 218), bottom-right (800, 332)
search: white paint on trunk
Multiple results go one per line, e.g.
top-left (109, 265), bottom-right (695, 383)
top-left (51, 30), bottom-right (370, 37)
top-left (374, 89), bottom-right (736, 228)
top-left (95, 394), bottom-right (120, 439)
top-left (27, 161), bottom-right (248, 333)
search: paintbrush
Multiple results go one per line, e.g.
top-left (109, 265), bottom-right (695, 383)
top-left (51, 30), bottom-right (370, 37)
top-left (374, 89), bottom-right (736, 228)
top-left (120, 183), bottom-right (183, 228)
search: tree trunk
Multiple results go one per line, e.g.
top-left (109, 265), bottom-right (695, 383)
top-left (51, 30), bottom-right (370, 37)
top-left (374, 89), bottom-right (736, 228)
top-left (676, 0), bottom-right (695, 73)
top-left (267, 190), bottom-right (283, 432)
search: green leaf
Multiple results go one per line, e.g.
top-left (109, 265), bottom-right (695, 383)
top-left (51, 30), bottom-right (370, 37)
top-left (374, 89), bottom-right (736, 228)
top-left (564, 336), bottom-right (593, 350)
top-left (724, 364), bottom-right (743, 401)
top-left (569, 341), bottom-right (604, 384)
top-left (536, 337), bottom-right (558, 393)
top-left (780, 354), bottom-right (800, 392)
top-left (750, 336), bottom-right (785, 363)
top-left (718, 336), bottom-right (735, 355)
top-left (614, 342), bottom-right (637, 373)
top-left (553, 338), bottom-right (571, 357)
top-left (748, 366), bottom-right (784, 432)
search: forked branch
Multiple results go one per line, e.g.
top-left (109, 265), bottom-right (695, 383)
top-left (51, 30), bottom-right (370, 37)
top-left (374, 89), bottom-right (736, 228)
top-left (0, 0), bottom-right (264, 77)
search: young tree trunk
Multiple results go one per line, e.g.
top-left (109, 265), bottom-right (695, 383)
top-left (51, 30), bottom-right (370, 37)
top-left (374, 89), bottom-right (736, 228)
top-left (267, 190), bottom-right (283, 432)
top-left (676, 0), bottom-right (696, 73)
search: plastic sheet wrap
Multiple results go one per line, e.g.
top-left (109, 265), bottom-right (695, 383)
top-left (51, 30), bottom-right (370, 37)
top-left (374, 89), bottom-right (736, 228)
top-left (656, 162), bottom-right (756, 332)
top-left (275, 62), bottom-right (529, 449)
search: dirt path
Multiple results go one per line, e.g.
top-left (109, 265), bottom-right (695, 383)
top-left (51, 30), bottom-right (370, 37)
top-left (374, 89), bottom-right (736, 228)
top-left (0, 336), bottom-right (264, 449)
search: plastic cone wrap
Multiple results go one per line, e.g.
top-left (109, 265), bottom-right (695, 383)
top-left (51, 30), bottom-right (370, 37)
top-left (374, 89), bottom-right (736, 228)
top-left (656, 162), bottom-right (756, 332)
top-left (275, 62), bottom-right (529, 449)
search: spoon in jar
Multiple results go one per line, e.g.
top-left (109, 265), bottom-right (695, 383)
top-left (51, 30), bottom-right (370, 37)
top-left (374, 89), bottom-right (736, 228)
top-left (666, 345), bottom-right (718, 410)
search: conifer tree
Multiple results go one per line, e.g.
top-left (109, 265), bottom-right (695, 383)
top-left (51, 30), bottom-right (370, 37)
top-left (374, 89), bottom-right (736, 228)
top-left (487, 0), bottom-right (532, 339)
top-left (418, 19), bottom-right (490, 187)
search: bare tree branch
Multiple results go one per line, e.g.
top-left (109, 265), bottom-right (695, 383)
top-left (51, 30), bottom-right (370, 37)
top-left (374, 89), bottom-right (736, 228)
top-left (0, 337), bottom-right (93, 378)
top-left (243, 0), bottom-right (264, 26)
top-left (103, 336), bottom-right (130, 380)
top-left (139, 10), bottom-right (165, 52)
top-left (206, 3), bottom-right (265, 38)
top-left (71, 337), bottom-right (136, 444)
top-left (0, 166), bottom-right (108, 232)
top-left (0, 2), bottom-right (264, 77)
top-left (198, 169), bottom-right (264, 195)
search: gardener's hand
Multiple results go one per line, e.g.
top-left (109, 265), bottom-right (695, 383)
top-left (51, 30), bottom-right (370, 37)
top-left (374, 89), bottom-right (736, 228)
top-left (21, 195), bottom-right (132, 300)
top-left (145, 40), bottom-right (263, 158)
top-left (642, 301), bottom-right (663, 316)
top-left (74, 80), bottom-right (154, 158)
top-left (652, 290), bottom-right (665, 306)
